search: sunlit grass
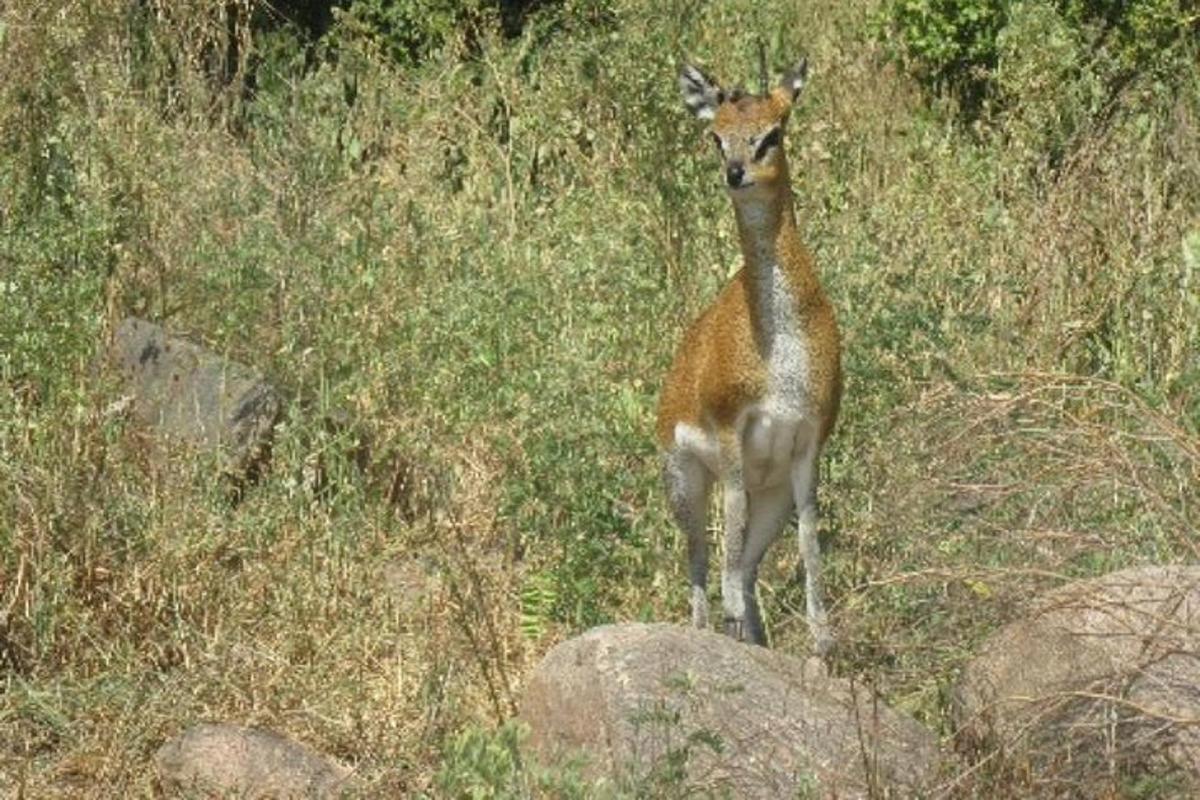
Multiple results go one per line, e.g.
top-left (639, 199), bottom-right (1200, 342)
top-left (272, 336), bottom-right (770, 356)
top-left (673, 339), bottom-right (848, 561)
top-left (1, 0), bottom-right (1197, 795)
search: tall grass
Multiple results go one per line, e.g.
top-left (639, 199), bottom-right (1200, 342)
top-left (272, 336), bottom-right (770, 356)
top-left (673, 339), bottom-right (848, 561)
top-left (1, 0), bottom-right (1197, 795)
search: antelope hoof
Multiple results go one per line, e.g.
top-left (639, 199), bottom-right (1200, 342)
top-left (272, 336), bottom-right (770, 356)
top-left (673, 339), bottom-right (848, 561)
top-left (723, 617), bottom-right (746, 642)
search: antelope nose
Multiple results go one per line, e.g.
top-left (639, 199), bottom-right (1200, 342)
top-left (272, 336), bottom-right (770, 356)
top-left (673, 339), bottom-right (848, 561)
top-left (726, 163), bottom-right (745, 188)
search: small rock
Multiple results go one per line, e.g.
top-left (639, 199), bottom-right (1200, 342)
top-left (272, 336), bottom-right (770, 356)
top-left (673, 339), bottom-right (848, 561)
top-left (519, 623), bottom-right (942, 799)
top-left (955, 565), bottom-right (1200, 794)
top-left (155, 723), bottom-right (353, 798)
top-left (112, 318), bottom-right (280, 474)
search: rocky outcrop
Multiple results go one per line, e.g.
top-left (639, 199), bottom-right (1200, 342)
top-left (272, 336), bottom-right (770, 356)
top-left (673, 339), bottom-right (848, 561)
top-left (519, 623), bottom-right (942, 798)
top-left (112, 317), bottom-right (280, 474)
top-left (955, 565), bottom-right (1200, 794)
top-left (155, 723), bottom-right (354, 798)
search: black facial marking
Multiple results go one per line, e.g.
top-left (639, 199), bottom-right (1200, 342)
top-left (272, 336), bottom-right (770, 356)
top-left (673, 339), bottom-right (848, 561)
top-left (753, 127), bottom-right (782, 161)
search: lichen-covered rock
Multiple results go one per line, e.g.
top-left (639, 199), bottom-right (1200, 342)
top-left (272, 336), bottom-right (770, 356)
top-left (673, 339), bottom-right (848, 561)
top-left (519, 623), bottom-right (942, 799)
top-left (955, 565), bottom-right (1200, 795)
top-left (112, 317), bottom-right (280, 473)
top-left (155, 723), bottom-right (353, 798)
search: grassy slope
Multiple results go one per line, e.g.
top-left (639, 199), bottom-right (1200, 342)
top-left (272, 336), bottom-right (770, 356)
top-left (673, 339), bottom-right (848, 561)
top-left (1, 0), bottom-right (1198, 795)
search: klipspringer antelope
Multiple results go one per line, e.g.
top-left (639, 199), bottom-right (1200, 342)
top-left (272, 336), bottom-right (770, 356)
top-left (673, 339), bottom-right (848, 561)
top-left (657, 58), bottom-right (842, 655)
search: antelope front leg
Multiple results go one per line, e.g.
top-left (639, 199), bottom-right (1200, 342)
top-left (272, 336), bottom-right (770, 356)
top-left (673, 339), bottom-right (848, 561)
top-left (793, 444), bottom-right (833, 657)
top-left (721, 469), bottom-right (750, 641)
top-left (664, 451), bottom-right (712, 629)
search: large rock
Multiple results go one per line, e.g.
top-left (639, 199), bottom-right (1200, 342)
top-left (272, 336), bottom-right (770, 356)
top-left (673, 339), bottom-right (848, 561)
top-left (112, 317), bottom-right (280, 473)
top-left (519, 623), bottom-right (942, 798)
top-left (955, 565), bottom-right (1200, 794)
top-left (155, 723), bottom-right (354, 798)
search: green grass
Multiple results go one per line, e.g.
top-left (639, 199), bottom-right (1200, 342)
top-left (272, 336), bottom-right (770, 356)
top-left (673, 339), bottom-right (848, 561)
top-left (1, 0), bottom-right (1198, 796)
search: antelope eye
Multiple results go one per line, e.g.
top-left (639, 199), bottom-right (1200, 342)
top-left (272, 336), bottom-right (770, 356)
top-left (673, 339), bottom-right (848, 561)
top-left (753, 127), bottom-right (782, 161)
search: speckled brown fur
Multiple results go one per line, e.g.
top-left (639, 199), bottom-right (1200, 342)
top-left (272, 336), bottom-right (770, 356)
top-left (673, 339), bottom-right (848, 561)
top-left (661, 59), bottom-right (843, 654)
top-left (656, 94), bottom-right (841, 450)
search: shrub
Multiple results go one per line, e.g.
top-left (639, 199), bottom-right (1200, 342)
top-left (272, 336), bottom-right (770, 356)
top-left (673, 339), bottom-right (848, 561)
top-left (327, 0), bottom-right (576, 66)
top-left (878, 0), bottom-right (1008, 107)
top-left (879, 0), bottom-right (1199, 120)
top-left (434, 722), bottom-right (592, 799)
top-left (992, 2), bottom-right (1104, 161)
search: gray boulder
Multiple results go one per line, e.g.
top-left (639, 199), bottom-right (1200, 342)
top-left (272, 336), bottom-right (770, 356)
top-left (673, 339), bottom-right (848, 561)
top-left (955, 565), bottom-right (1200, 795)
top-left (155, 723), bottom-right (354, 798)
top-left (519, 623), bottom-right (942, 798)
top-left (112, 317), bottom-right (280, 473)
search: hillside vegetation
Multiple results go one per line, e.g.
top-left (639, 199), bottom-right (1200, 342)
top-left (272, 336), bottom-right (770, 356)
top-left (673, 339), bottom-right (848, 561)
top-left (2, 0), bottom-right (1198, 795)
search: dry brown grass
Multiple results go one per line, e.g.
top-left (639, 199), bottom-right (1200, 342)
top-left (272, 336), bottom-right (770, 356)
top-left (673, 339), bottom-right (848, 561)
top-left (1, 423), bottom-right (551, 796)
top-left (771, 370), bottom-right (1200, 724)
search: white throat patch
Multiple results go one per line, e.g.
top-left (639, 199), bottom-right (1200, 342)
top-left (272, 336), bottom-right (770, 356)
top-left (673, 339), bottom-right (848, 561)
top-left (758, 262), bottom-right (810, 416)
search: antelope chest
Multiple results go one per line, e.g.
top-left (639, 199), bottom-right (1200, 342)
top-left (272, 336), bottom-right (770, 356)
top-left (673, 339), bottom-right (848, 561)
top-left (742, 262), bottom-right (812, 489)
top-left (759, 263), bottom-right (810, 415)
top-left (673, 263), bottom-right (814, 491)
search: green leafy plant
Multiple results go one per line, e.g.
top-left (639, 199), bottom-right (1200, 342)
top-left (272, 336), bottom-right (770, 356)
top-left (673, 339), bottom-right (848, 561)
top-left (877, 0), bottom-right (1007, 107)
top-left (434, 721), bottom-right (591, 799)
top-left (331, 0), bottom-right (487, 65)
top-left (519, 572), bottom-right (558, 640)
top-left (878, 0), bottom-right (1199, 121)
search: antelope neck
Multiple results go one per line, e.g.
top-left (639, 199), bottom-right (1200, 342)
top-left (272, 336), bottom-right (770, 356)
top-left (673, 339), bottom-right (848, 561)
top-left (733, 191), bottom-right (792, 262)
top-left (731, 183), bottom-right (818, 347)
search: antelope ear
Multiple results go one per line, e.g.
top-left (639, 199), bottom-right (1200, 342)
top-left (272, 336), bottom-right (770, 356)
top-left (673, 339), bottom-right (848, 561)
top-left (778, 58), bottom-right (809, 105)
top-left (679, 63), bottom-right (724, 120)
